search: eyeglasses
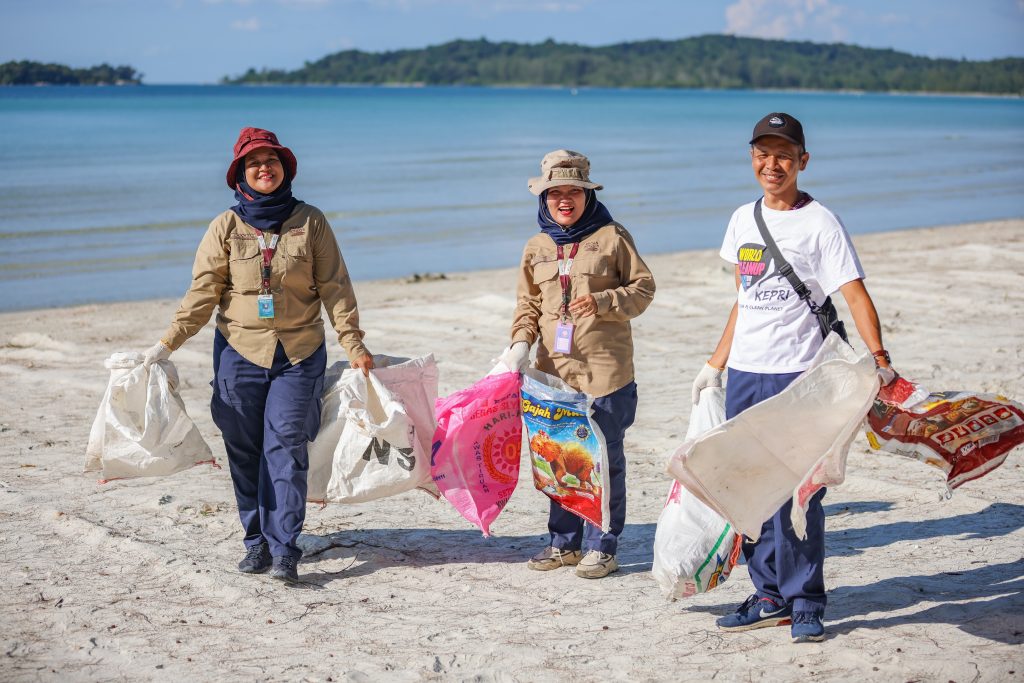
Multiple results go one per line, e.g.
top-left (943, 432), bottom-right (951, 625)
top-left (245, 156), bottom-right (282, 168)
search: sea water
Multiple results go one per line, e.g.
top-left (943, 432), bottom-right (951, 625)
top-left (1, 85), bottom-right (1022, 311)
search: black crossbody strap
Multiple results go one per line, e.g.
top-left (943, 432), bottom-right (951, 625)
top-left (752, 198), bottom-right (822, 313)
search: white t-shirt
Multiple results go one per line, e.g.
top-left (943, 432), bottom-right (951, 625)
top-left (719, 198), bottom-right (865, 373)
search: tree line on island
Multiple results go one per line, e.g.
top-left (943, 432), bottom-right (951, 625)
top-left (4, 35), bottom-right (1022, 93)
top-left (224, 35), bottom-right (1024, 94)
top-left (0, 60), bottom-right (141, 85)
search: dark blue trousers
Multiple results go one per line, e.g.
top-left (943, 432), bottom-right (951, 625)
top-left (211, 330), bottom-right (325, 560)
top-left (726, 368), bottom-right (827, 616)
top-left (548, 381), bottom-right (637, 556)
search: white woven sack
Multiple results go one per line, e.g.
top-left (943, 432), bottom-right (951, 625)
top-left (323, 355), bottom-right (437, 503)
top-left (667, 333), bottom-right (877, 540)
top-left (306, 361), bottom-right (364, 503)
top-left (85, 352), bottom-right (212, 480)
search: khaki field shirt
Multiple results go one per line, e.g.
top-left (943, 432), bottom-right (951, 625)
top-left (511, 223), bottom-right (655, 396)
top-left (161, 204), bottom-right (368, 369)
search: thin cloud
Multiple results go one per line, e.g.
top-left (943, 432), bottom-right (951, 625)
top-left (231, 17), bottom-right (262, 31)
top-left (725, 0), bottom-right (847, 42)
top-left (368, 0), bottom-right (589, 10)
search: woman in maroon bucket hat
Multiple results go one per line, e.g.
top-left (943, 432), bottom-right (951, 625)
top-left (141, 126), bottom-right (374, 583)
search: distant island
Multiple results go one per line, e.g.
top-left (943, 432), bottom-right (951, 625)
top-left (0, 61), bottom-right (141, 86)
top-left (223, 35), bottom-right (1023, 95)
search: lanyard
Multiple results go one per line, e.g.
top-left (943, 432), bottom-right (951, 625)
top-left (255, 231), bottom-right (279, 294)
top-left (556, 242), bottom-right (579, 320)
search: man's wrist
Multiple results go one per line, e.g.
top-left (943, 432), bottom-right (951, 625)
top-left (871, 349), bottom-right (891, 367)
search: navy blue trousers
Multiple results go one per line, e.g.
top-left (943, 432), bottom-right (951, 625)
top-left (548, 381), bottom-right (637, 556)
top-left (726, 368), bottom-right (827, 616)
top-left (211, 330), bottom-right (325, 560)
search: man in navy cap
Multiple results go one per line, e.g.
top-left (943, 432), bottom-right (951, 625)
top-left (691, 112), bottom-right (897, 643)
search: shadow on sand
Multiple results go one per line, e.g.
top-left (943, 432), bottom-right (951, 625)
top-left (826, 502), bottom-right (1024, 558)
top-left (686, 501), bottom-right (1024, 644)
top-left (291, 522), bottom-right (658, 589)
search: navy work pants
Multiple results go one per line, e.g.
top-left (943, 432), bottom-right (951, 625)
top-left (548, 381), bottom-right (638, 556)
top-left (211, 330), bottom-right (325, 560)
top-left (726, 368), bottom-right (827, 616)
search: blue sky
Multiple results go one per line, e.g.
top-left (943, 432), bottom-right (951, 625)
top-left (3, 0), bottom-right (1023, 83)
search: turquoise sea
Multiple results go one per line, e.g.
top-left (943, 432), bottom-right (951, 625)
top-left (1, 85), bottom-right (1022, 311)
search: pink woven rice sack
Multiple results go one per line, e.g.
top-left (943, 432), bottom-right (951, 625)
top-left (431, 372), bottom-right (523, 536)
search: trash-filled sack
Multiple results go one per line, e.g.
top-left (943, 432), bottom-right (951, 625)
top-left (85, 352), bottom-right (213, 480)
top-left (521, 369), bottom-right (610, 531)
top-left (865, 377), bottom-right (1024, 491)
top-left (667, 333), bottom-right (877, 540)
top-left (431, 369), bottom-right (523, 536)
top-left (306, 359), bottom-right (365, 503)
top-left (320, 355), bottom-right (438, 504)
top-left (653, 387), bottom-right (742, 599)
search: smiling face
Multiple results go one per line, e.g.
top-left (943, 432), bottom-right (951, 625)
top-left (545, 185), bottom-right (587, 227)
top-left (243, 148), bottom-right (285, 194)
top-left (750, 136), bottom-right (809, 207)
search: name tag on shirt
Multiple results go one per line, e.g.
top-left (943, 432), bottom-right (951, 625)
top-left (554, 322), bottom-right (574, 354)
top-left (257, 294), bottom-right (275, 319)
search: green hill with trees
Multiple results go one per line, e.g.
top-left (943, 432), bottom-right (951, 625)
top-left (0, 61), bottom-right (141, 86)
top-left (224, 35), bottom-right (1023, 94)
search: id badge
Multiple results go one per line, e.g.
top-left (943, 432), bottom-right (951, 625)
top-left (554, 322), bottom-right (574, 354)
top-left (257, 294), bottom-right (275, 319)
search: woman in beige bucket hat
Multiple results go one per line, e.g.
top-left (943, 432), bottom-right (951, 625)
top-left (498, 149), bottom-right (656, 578)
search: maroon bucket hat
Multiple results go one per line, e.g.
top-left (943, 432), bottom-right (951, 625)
top-left (225, 126), bottom-right (298, 189)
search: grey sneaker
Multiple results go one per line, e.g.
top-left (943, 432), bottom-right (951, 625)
top-left (269, 555), bottom-right (299, 583)
top-left (575, 550), bottom-right (619, 579)
top-left (527, 546), bottom-right (582, 571)
top-left (238, 542), bottom-right (271, 574)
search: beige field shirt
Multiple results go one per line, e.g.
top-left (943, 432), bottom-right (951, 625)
top-left (161, 204), bottom-right (368, 368)
top-left (511, 222), bottom-right (655, 396)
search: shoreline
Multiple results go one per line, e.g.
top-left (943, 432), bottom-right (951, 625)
top-left (7, 82), bottom-right (1022, 99)
top-left (5, 217), bottom-right (1023, 315)
top-left (1, 217), bottom-right (1022, 680)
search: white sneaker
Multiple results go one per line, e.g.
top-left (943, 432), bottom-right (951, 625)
top-left (575, 550), bottom-right (618, 579)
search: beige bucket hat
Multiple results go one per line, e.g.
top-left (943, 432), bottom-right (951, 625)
top-left (528, 149), bottom-right (604, 196)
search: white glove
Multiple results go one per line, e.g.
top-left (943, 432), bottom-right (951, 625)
top-left (876, 365), bottom-right (897, 387)
top-left (495, 341), bottom-right (531, 374)
top-left (143, 342), bottom-right (172, 368)
top-left (691, 362), bottom-right (723, 405)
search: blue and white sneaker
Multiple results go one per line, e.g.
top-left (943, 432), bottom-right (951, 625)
top-left (790, 611), bottom-right (826, 643)
top-left (716, 594), bottom-right (793, 632)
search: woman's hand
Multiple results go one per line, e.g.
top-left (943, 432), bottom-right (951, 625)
top-left (143, 342), bottom-right (172, 368)
top-left (568, 294), bottom-right (598, 318)
top-left (351, 353), bottom-right (374, 376)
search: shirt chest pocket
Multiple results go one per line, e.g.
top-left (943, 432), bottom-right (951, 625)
top-left (574, 256), bottom-right (619, 292)
top-left (281, 236), bottom-right (314, 290)
top-left (531, 259), bottom-right (559, 286)
top-left (228, 239), bottom-right (263, 293)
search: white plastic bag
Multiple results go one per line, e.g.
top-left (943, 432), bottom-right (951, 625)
top-left (85, 352), bottom-right (213, 480)
top-left (321, 355), bottom-right (438, 503)
top-left (667, 333), bottom-right (877, 540)
top-left (653, 388), bottom-right (742, 598)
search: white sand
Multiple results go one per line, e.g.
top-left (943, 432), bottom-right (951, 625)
top-left (1, 219), bottom-right (1022, 682)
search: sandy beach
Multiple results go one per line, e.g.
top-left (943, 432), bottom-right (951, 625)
top-left (1, 218), bottom-right (1022, 682)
